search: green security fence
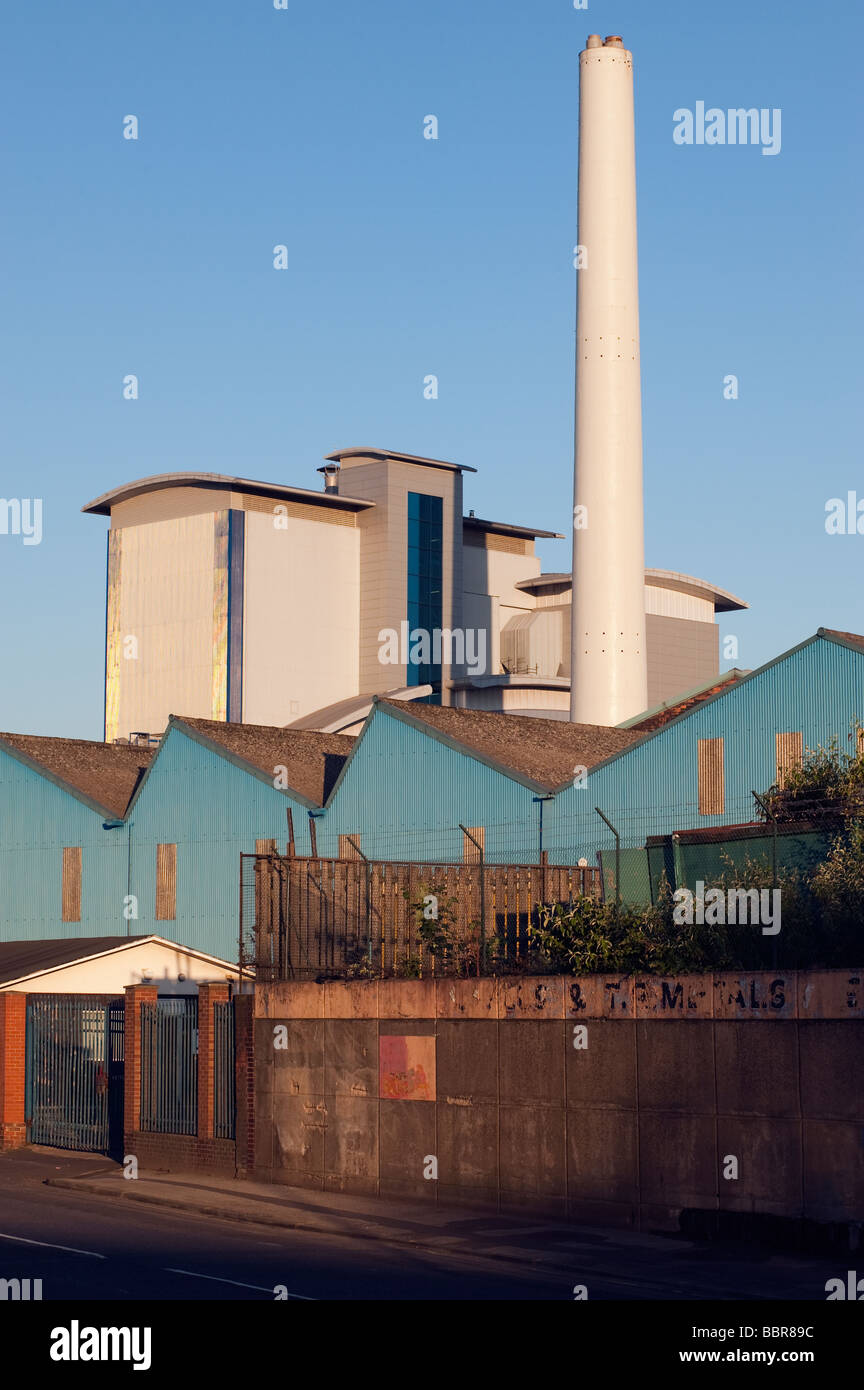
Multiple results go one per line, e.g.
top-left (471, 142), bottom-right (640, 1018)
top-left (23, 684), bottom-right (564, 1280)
top-left (140, 997), bottom-right (198, 1134)
top-left (25, 995), bottom-right (125, 1155)
top-left (213, 1001), bottom-right (235, 1140)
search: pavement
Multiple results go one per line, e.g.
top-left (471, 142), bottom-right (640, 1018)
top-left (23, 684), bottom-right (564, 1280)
top-left (38, 1153), bottom-right (845, 1301)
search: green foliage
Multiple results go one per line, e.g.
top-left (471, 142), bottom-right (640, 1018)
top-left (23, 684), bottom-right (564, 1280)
top-left (533, 885), bottom-right (732, 976)
top-left (759, 723), bottom-right (864, 823)
top-left (404, 882), bottom-right (483, 976)
top-left (393, 955), bottom-right (423, 979)
top-left (350, 752), bottom-right (864, 978)
top-left (531, 832), bottom-right (863, 974)
top-left (344, 955), bottom-right (378, 981)
top-left (811, 820), bottom-right (864, 944)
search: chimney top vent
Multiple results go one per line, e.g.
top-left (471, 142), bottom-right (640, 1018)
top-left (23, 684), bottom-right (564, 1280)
top-left (318, 462), bottom-right (341, 494)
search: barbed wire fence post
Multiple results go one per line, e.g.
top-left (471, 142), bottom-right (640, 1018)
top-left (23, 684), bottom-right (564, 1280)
top-left (594, 807), bottom-right (621, 916)
top-left (751, 790), bottom-right (779, 969)
top-left (459, 824), bottom-right (486, 973)
top-left (344, 834), bottom-right (373, 968)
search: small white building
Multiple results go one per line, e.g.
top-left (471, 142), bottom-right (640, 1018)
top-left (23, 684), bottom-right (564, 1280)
top-left (0, 936), bottom-right (246, 995)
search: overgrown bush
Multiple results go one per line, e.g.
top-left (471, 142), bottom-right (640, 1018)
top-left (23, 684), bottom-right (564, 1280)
top-left (760, 725), bottom-right (864, 823)
top-left (533, 886), bottom-right (733, 975)
top-left (531, 837), bottom-right (862, 974)
top-left (403, 882), bottom-right (492, 976)
top-left (811, 820), bottom-right (864, 948)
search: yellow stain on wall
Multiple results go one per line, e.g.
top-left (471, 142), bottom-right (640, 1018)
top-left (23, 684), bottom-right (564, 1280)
top-left (104, 529), bottom-right (123, 742)
top-left (212, 511), bottom-right (229, 721)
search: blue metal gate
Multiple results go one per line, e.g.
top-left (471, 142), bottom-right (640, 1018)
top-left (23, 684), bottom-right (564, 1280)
top-left (25, 995), bottom-right (125, 1155)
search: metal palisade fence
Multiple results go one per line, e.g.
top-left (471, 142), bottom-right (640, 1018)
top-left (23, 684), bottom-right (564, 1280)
top-left (140, 997), bottom-right (198, 1134)
top-left (25, 994), bottom-right (124, 1154)
top-left (240, 852), bottom-right (600, 980)
top-left (213, 1000), bottom-right (235, 1140)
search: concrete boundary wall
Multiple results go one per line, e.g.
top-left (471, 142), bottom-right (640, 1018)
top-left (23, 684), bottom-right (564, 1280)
top-left (254, 971), bottom-right (864, 1233)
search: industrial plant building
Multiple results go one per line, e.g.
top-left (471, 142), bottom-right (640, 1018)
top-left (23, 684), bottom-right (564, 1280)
top-left (80, 35), bottom-right (747, 747)
top-left (84, 450), bottom-right (746, 742)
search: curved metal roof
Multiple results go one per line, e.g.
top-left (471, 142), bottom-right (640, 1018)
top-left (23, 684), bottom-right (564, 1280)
top-left (81, 471), bottom-right (376, 516)
top-left (514, 568), bottom-right (748, 613)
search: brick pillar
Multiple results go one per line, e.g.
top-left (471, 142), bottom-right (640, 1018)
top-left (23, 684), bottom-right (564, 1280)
top-left (197, 983), bottom-right (229, 1141)
top-left (123, 984), bottom-right (158, 1140)
top-left (234, 992), bottom-right (255, 1177)
top-left (0, 993), bottom-right (27, 1150)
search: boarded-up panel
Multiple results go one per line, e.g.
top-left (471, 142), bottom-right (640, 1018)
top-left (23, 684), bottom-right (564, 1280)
top-left (775, 731), bottom-right (804, 788)
top-left (156, 843), bottom-right (177, 921)
top-left (338, 834), bottom-right (363, 861)
top-left (61, 847), bottom-right (82, 923)
top-left (857, 727), bottom-right (864, 757)
top-left (462, 826), bottom-right (485, 864)
top-left (697, 738), bottom-right (724, 815)
top-left (379, 1035), bottom-right (436, 1101)
top-left (255, 838), bottom-right (277, 854)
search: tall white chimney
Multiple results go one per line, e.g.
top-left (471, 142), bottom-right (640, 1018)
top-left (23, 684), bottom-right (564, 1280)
top-left (569, 34), bottom-right (647, 726)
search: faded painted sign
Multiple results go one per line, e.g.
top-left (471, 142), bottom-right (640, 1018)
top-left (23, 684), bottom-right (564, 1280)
top-left (713, 974), bottom-right (795, 1018)
top-left (379, 1035), bottom-right (435, 1101)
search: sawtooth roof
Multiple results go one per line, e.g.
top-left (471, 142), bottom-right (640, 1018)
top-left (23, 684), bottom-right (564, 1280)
top-left (376, 699), bottom-right (642, 792)
top-left (820, 628), bottom-right (864, 654)
top-left (0, 733), bottom-right (153, 818)
top-left (171, 717), bottom-right (355, 805)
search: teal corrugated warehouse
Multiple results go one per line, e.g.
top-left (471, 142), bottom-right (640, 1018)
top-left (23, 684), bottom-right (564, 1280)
top-left (1, 629), bottom-right (862, 957)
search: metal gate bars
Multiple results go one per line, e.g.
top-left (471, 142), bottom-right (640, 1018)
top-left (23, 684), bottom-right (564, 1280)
top-left (25, 994), bottom-right (125, 1155)
top-left (139, 997), bottom-right (198, 1134)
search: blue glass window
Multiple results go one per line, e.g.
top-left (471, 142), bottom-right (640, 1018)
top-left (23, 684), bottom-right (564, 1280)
top-left (406, 492), bottom-right (443, 701)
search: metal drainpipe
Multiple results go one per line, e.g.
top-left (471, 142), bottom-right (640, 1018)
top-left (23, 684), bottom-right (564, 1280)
top-left (126, 821), bottom-right (133, 938)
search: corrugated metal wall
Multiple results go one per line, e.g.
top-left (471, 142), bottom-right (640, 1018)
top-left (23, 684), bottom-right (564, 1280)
top-left (2, 636), bottom-right (862, 959)
top-left (0, 726), bottom-right (316, 963)
top-left (126, 728), bottom-right (317, 960)
top-left (318, 708), bottom-right (547, 865)
top-left (547, 635), bottom-right (864, 861)
top-left (322, 635), bottom-right (864, 870)
top-left (0, 752), bottom-right (128, 940)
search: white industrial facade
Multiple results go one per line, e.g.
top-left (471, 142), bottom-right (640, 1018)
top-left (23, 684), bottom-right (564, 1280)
top-left (84, 449), bottom-right (745, 740)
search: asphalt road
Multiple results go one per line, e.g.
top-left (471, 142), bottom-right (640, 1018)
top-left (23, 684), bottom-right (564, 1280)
top-left (0, 1148), bottom-right (845, 1303)
top-left (0, 1149), bottom-right (567, 1301)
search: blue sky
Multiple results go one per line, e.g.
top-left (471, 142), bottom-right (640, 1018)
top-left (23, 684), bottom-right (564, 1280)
top-left (1, 0), bottom-right (861, 738)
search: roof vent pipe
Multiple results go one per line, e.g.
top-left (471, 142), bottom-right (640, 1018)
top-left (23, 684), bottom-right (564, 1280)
top-left (321, 462), bottom-right (340, 494)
